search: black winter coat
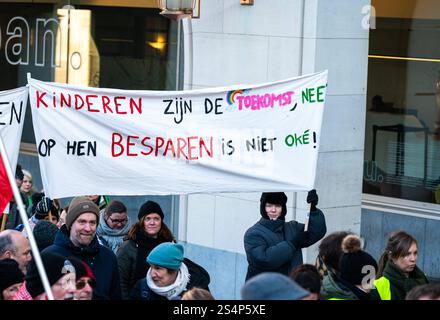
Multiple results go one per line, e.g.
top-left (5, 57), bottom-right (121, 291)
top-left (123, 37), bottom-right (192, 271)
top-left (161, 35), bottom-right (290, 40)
top-left (43, 226), bottom-right (122, 300)
top-left (244, 208), bottom-right (326, 280)
top-left (116, 235), bottom-right (171, 300)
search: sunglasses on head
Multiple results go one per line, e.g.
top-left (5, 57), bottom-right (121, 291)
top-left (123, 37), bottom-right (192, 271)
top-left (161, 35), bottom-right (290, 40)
top-left (76, 278), bottom-right (95, 290)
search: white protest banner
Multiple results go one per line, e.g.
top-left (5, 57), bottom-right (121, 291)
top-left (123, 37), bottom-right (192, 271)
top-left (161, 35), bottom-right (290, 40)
top-left (28, 71), bottom-right (327, 199)
top-left (0, 86), bottom-right (28, 213)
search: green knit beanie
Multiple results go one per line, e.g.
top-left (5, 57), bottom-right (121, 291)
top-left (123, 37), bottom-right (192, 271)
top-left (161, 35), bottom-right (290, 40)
top-left (147, 242), bottom-right (184, 270)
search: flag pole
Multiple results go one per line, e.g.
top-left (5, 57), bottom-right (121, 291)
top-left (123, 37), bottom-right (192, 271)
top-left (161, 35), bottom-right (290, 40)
top-left (304, 208), bottom-right (310, 232)
top-left (0, 212), bottom-right (7, 232)
top-left (0, 135), bottom-right (54, 300)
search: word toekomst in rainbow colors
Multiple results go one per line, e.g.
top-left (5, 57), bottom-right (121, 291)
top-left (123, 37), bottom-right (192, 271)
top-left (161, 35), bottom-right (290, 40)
top-left (226, 89), bottom-right (294, 111)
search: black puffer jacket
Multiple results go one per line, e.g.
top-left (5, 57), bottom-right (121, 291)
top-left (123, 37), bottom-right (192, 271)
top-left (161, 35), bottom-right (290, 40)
top-left (244, 208), bottom-right (326, 280)
top-left (43, 225), bottom-right (121, 300)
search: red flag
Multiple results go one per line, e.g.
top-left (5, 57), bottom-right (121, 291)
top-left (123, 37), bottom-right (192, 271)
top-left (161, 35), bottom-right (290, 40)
top-left (0, 155), bottom-right (13, 216)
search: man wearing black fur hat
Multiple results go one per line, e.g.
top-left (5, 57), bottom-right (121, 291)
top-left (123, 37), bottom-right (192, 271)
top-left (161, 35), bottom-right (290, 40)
top-left (244, 190), bottom-right (326, 280)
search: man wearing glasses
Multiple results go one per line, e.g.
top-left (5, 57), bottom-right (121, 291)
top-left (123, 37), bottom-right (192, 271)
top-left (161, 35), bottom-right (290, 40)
top-left (96, 201), bottom-right (131, 254)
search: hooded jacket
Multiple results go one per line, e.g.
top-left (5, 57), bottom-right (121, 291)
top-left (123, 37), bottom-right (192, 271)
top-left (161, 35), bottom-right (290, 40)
top-left (320, 271), bottom-right (371, 300)
top-left (321, 271), bottom-right (357, 300)
top-left (244, 192), bottom-right (326, 280)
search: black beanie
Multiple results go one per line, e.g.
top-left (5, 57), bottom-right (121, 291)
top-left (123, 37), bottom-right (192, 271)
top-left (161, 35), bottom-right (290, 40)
top-left (260, 192), bottom-right (288, 219)
top-left (34, 199), bottom-right (59, 220)
top-left (138, 200), bottom-right (164, 221)
top-left (25, 252), bottom-right (74, 298)
top-left (33, 220), bottom-right (59, 251)
top-left (15, 164), bottom-right (24, 181)
top-left (0, 259), bottom-right (25, 292)
top-left (339, 235), bottom-right (378, 286)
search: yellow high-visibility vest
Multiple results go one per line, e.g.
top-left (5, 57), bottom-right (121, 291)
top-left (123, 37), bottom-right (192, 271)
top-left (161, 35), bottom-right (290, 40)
top-left (374, 277), bottom-right (391, 300)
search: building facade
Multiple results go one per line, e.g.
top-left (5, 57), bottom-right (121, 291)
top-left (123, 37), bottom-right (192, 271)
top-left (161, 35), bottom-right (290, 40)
top-left (361, 0), bottom-right (440, 283)
top-left (1, 0), bottom-right (439, 299)
top-left (182, 0), bottom-right (369, 299)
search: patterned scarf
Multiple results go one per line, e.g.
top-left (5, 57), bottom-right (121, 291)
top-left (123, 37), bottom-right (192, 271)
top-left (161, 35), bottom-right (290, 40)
top-left (13, 282), bottom-right (34, 300)
top-left (146, 263), bottom-right (190, 300)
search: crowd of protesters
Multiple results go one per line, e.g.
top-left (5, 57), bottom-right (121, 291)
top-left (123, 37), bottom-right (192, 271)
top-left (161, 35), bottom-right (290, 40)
top-left (0, 165), bottom-right (438, 300)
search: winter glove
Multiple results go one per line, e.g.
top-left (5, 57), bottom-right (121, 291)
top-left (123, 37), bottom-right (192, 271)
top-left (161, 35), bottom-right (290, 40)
top-left (307, 189), bottom-right (318, 211)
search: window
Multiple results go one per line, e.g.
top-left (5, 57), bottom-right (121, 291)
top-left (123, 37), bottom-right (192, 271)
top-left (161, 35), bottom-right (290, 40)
top-left (364, 0), bottom-right (440, 205)
top-left (0, 2), bottom-right (179, 142)
top-left (1, 2), bottom-right (179, 232)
